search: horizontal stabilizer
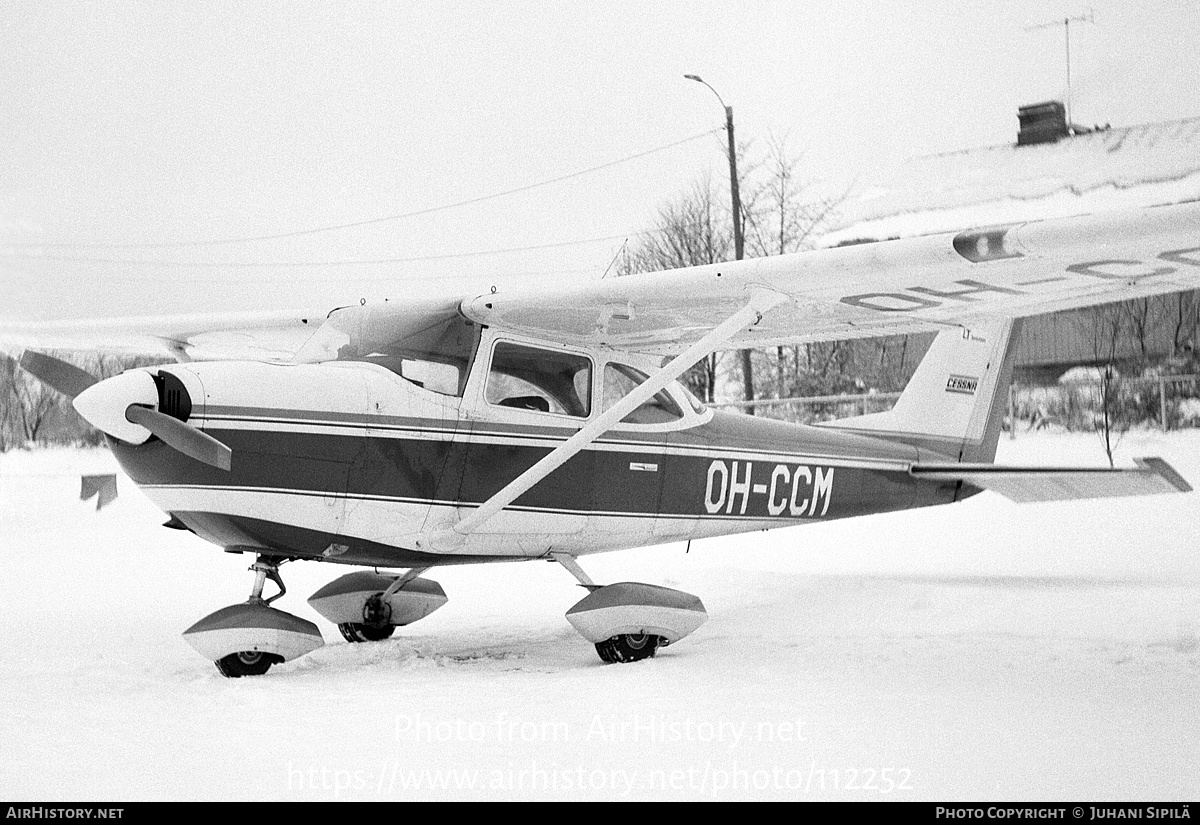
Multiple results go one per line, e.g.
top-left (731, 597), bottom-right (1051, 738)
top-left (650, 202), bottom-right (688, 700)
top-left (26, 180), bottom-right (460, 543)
top-left (910, 457), bottom-right (1192, 503)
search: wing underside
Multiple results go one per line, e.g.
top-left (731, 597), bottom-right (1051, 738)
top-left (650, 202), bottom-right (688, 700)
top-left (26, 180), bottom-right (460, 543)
top-left (0, 309), bottom-right (328, 361)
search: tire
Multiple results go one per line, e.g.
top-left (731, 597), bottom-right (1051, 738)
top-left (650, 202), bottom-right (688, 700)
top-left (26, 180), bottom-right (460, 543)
top-left (215, 650), bottom-right (283, 678)
top-left (338, 622), bottom-right (396, 643)
top-left (594, 633), bottom-right (662, 664)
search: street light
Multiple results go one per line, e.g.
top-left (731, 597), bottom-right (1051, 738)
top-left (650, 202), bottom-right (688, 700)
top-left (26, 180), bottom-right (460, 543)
top-left (684, 74), bottom-right (743, 262)
top-left (685, 74), bottom-right (752, 407)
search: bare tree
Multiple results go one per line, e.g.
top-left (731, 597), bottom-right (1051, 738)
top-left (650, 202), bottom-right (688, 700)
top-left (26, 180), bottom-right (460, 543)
top-left (10, 370), bottom-right (58, 444)
top-left (743, 133), bottom-right (840, 259)
top-left (0, 350), bottom-right (163, 451)
top-left (621, 177), bottom-right (731, 402)
top-left (1166, 291), bottom-right (1199, 357)
top-left (625, 177), bottom-right (731, 274)
top-left (0, 354), bottom-right (16, 451)
top-left (1122, 297), bottom-right (1160, 362)
top-left (1074, 303), bottom-right (1129, 466)
top-left (740, 134), bottom-right (856, 402)
top-left (744, 134), bottom-right (812, 400)
top-left (622, 135), bottom-right (848, 406)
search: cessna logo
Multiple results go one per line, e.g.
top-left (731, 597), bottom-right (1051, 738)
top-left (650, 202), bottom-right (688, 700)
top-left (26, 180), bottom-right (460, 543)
top-left (946, 374), bottom-right (978, 395)
top-left (704, 460), bottom-right (834, 518)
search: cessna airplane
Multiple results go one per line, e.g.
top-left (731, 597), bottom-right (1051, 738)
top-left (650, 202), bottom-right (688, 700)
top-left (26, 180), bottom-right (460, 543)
top-left (4, 201), bottom-right (1199, 676)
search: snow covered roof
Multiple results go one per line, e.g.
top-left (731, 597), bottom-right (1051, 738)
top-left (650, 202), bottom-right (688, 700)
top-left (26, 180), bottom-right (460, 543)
top-left (821, 116), bottom-right (1200, 246)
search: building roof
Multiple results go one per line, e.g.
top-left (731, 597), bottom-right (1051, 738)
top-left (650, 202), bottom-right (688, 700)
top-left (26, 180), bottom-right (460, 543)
top-left (821, 116), bottom-right (1200, 247)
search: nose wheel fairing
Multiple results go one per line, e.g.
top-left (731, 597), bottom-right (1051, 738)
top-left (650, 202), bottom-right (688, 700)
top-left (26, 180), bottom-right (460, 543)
top-left (182, 559), bottom-right (323, 676)
top-left (182, 601), bottom-right (324, 669)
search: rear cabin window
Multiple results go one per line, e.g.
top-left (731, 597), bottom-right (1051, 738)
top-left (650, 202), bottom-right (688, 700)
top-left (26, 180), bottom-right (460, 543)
top-left (602, 363), bottom-right (684, 424)
top-left (485, 342), bottom-right (592, 417)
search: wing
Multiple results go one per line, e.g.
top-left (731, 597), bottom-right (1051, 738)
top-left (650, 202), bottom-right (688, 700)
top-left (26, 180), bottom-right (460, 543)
top-left (461, 201), bottom-right (1200, 353)
top-left (6, 202), bottom-right (1198, 362)
top-left (0, 308), bottom-right (329, 361)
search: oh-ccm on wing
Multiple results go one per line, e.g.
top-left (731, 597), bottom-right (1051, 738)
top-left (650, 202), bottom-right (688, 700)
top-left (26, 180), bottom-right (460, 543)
top-left (5, 201), bottom-right (1199, 676)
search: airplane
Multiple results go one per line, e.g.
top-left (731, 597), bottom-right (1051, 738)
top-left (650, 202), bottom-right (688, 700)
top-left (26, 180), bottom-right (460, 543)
top-left (4, 201), bottom-right (1199, 677)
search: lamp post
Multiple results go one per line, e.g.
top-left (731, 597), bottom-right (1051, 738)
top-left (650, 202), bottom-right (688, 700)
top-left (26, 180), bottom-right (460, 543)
top-left (685, 74), bottom-right (753, 408)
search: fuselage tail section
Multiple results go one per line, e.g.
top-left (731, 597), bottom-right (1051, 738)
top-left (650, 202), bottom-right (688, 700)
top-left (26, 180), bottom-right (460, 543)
top-left (818, 318), bottom-right (1022, 463)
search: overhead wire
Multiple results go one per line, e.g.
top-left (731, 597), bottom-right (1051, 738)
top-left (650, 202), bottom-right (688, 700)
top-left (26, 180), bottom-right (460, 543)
top-left (0, 229), bottom-right (656, 269)
top-left (2, 128), bottom-right (722, 252)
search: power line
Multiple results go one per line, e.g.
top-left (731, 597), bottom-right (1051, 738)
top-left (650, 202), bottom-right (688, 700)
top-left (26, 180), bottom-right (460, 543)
top-left (0, 230), bottom-right (645, 268)
top-left (0, 264), bottom-right (604, 286)
top-left (0, 211), bottom-right (738, 269)
top-left (5, 128), bottom-right (721, 251)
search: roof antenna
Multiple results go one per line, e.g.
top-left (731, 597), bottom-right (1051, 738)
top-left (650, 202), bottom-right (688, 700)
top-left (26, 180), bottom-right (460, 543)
top-left (1026, 7), bottom-right (1096, 135)
top-left (601, 238), bottom-right (629, 279)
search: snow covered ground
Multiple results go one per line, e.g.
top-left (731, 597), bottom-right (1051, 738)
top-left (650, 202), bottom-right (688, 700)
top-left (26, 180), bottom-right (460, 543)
top-left (1, 430), bottom-right (1198, 801)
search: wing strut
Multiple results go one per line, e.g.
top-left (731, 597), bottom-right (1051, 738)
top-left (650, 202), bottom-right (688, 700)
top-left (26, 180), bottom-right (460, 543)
top-left (422, 289), bottom-right (786, 551)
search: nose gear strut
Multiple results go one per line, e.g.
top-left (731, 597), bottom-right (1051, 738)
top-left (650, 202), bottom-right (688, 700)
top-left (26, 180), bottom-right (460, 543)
top-left (248, 558), bottom-right (287, 605)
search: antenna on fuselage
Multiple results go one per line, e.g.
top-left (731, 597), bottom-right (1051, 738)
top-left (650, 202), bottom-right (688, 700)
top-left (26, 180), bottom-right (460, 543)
top-left (601, 238), bottom-right (629, 279)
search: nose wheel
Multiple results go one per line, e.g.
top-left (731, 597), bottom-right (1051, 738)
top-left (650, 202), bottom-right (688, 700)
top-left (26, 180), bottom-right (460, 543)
top-left (216, 650), bottom-right (284, 677)
top-left (216, 559), bottom-right (287, 678)
top-left (182, 556), bottom-right (324, 677)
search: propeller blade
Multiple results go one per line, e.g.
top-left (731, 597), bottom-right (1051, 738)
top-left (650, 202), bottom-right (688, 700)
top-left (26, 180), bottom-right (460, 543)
top-left (124, 405), bottom-right (233, 471)
top-left (18, 351), bottom-right (99, 400)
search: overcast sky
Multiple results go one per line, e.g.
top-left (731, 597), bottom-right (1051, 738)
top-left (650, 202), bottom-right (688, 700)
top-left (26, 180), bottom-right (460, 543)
top-left (3, 1), bottom-right (1198, 321)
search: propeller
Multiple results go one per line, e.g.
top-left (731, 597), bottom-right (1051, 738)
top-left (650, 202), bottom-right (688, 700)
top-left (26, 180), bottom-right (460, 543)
top-left (17, 350), bottom-right (98, 400)
top-left (14, 350), bottom-right (233, 472)
top-left (124, 404), bottom-right (232, 471)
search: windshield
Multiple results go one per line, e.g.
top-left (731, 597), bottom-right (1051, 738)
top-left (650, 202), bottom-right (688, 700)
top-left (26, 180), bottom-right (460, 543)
top-left (293, 303), bottom-right (480, 396)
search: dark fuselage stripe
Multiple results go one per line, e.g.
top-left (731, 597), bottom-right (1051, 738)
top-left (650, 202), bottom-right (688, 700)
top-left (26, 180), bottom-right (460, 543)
top-left (116, 424), bottom-right (945, 523)
top-left (196, 415), bottom-right (906, 468)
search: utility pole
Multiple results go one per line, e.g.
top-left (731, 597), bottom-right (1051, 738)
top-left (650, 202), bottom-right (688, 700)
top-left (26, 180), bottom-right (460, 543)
top-left (685, 74), bottom-right (754, 411)
top-left (1027, 9), bottom-right (1095, 135)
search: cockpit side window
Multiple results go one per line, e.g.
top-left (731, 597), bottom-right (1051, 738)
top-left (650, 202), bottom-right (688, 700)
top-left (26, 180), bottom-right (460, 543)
top-left (485, 342), bottom-right (592, 417)
top-left (373, 316), bottom-right (480, 396)
top-left (602, 363), bottom-right (684, 424)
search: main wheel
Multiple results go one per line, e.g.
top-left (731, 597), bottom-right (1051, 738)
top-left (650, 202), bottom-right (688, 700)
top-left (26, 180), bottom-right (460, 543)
top-left (338, 622), bottom-right (396, 643)
top-left (215, 650), bottom-right (283, 678)
top-left (595, 633), bottom-right (662, 664)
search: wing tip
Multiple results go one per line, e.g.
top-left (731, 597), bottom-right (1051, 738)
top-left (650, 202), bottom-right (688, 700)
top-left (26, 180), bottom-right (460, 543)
top-left (1134, 457), bottom-right (1193, 493)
